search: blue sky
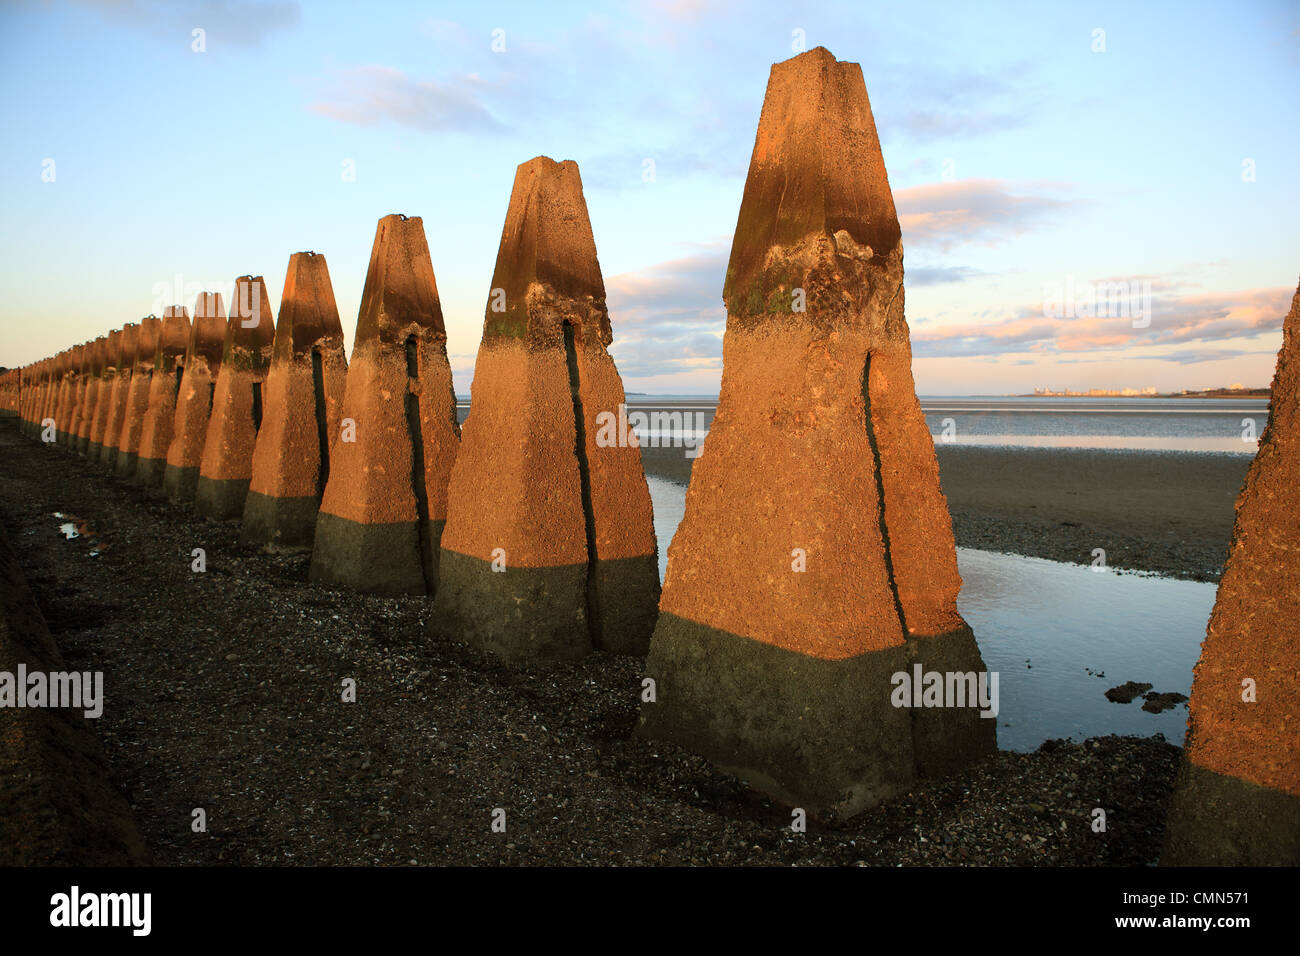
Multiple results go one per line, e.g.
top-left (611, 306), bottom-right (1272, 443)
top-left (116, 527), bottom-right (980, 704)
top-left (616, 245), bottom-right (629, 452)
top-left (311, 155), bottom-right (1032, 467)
top-left (2, 0), bottom-right (1297, 394)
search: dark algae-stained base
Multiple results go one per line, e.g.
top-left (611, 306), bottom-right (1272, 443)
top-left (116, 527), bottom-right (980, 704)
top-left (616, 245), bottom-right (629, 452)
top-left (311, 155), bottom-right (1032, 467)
top-left (310, 511), bottom-right (442, 595)
top-left (241, 491), bottom-right (322, 553)
top-left (162, 463), bottom-right (201, 504)
top-left (195, 475), bottom-right (252, 521)
top-left (1162, 762), bottom-right (1300, 865)
top-left (0, 419), bottom-right (1183, 865)
top-left (432, 550), bottom-right (662, 662)
top-left (640, 614), bottom-right (996, 820)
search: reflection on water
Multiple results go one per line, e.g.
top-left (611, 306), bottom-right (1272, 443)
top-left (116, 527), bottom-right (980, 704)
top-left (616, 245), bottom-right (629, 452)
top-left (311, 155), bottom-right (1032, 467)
top-left (954, 548), bottom-right (1209, 751)
top-left (51, 511), bottom-right (106, 556)
top-left (645, 476), bottom-right (1211, 752)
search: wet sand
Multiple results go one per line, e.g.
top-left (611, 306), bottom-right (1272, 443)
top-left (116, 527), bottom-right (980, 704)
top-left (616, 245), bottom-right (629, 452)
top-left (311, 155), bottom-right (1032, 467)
top-left (642, 444), bottom-right (1248, 582)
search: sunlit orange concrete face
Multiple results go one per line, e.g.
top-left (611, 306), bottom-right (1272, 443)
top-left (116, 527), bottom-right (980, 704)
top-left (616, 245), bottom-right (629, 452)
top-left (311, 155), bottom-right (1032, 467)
top-left (639, 48), bottom-right (991, 821)
top-left (63, 343), bottom-right (93, 446)
top-left (1165, 279), bottom-right (1300, 865)
top-left (48, 348), bottom-right (74, 443)
top-left (194, 277), bottom-right (276, 519)
top-left (87, 328), bottom-right (125, 460)
top-left (655, 47), bottom-right (963, 659)
top-left (134, 306), bottom-right (191, 489)
top-left (243, 252), bottom-right (349, 551)
top-left (73, 337), bottom-right (107, 453)
top-left (310, 215), bottom-right (459, 593)
top-left (113, 316), bottom-right (163, 477)
top-left (432, 156), bottom-right (659, 661)
top-left (162, 293), bottom-right (228, 503)
top-left (98, 322), bottom-right (140, 468)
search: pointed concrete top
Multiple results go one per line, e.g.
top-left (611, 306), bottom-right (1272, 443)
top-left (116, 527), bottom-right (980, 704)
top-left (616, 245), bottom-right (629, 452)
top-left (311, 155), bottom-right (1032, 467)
top-left (226, 276), bottom-right (276, 356)
top-left (157, 307), bottom-right (191, 364)
top-left (723, 46), bottom-right (901, 313)
top-left (135, 316), bottom-right (162, 366)
top-left (117, 322), bottom-right (140, 370)
top-left (355, 214), bottom-right (444, 347)
top-left (88, 336), bottom-right (108, 373)
top-left (276, 251), bottom-right (344, 358)
top-left (485, 156), bottom-right (606, 338)
top-left (187, 292), bottom-right (228, 366)
top-left (104, 328), bottom-right (125, 369)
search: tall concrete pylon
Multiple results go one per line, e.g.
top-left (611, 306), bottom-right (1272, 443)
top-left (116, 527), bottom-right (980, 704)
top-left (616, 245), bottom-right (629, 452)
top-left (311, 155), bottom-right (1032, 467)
top-left (243, 252), bottom-right (348, 551)
top-left (430, 156), bottom-right (660, 662)
top-left (52, 348), bottom-right (78, 445)
top-left (98, 322), bottom-right (140, 469)
top-left (194, 277), bottom-right (276, 520)
top-left (63, 344), bottom-right (92, 448)
top-left (134, 306), bottom-right (191, 490)
top-left (162, 293), bottom-right (228, 504)
top-left (638, 48), bottom-right (994, 819)
top-left (310, 214), bottom-right (459, 594)
top-left (87, 329), bottom-right (125, 462)
top-left (113, 316), bottom-right (163, 479)
top-left (73, 337), bottom-right (107, 455)
top-left (1163, 279), bottom-right (1300, 865)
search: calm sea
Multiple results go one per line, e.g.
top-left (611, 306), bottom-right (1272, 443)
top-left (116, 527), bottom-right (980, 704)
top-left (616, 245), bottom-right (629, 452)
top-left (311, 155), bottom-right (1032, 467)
top-left (458, 395), bottom-right (1269, 454)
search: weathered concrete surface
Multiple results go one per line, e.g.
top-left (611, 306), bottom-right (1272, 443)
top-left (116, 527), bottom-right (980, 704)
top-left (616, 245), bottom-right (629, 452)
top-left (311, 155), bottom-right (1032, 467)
top-left (310, 215), bottom-right (459, 594)
top-left (431, 157), bottom-right (659, 663)
top-left (163, 293), bottom-right (228, 504)
top-left (52, 348), bottom-right (78, 445)
top-left (86, 329), bottom-right (125, 463)
top-left (46, 354), bottom-right (66, 441)
top-left (21, 358), bottom-right (45, 438)
top-left (73, 337), bottom-right (107, 455)
top-left (134, 306), bottom-right (191, 490)
top-left (113, 316), bottom-right (162, 479)
top-left (0, 369), bottom-right (17, 419)
top-left (1163, 279), bottom-right (1300, 865)
top-left (243, 252), bottom-right (348, 551)
top-left (62, 345), bottom-right (91, 448)
top-left (195, 278), bottom-right (275, 520)
top-left (0, 522), bottom-right (150, 865)
top-left (98, 322), bottom-right (140, 470)
top-left (638, 48), bottom-right (993, 818)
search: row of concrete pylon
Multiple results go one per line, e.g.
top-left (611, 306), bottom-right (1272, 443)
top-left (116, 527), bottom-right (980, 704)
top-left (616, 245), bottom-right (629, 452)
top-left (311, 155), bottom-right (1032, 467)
top-left (3, 261), bottom-right (343, 530)
top-left (2, 46), bottom-right (1295, 860)
top-left (1, 156), bottom-right (662, 667)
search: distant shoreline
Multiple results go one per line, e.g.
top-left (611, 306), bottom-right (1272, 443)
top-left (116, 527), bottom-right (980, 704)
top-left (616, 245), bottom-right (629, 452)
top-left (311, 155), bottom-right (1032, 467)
top-left (1013, 389), bottom-right (1269, 399)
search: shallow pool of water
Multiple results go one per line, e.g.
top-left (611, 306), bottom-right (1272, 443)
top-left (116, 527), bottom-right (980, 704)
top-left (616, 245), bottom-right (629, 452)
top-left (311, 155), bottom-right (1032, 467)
top-left (645, 475), bottom-right (1212, 752)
